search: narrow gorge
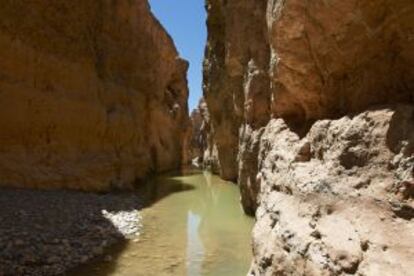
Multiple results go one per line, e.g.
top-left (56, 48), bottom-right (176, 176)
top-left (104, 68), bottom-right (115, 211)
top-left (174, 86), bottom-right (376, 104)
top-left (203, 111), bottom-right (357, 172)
top-left (0, 0), bottom-right (413, 275)
top-left (195, 0), bottom-right (414, 275)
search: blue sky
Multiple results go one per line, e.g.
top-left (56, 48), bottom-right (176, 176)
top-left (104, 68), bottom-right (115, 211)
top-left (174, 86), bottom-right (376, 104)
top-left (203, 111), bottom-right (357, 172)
top-left (149, 0), bottom-right (207, 111)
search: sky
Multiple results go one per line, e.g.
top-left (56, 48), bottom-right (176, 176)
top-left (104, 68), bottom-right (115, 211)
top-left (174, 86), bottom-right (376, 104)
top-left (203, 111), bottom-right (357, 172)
top-left (149, 0), bottom-right (207, 111)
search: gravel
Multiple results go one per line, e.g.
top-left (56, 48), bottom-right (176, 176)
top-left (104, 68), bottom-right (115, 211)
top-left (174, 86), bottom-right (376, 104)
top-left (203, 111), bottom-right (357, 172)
top-left (0, 188), bottom-right (143, 276)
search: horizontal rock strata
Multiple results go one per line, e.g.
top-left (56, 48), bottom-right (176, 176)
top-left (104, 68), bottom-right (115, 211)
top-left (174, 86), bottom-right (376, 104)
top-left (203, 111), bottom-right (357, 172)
top-left (0, 0), bottom-right (189, 190)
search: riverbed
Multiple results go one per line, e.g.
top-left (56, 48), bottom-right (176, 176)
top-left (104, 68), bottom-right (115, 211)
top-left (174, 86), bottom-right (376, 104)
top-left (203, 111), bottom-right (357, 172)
top-left (74, 170), bottom-right (254, 276)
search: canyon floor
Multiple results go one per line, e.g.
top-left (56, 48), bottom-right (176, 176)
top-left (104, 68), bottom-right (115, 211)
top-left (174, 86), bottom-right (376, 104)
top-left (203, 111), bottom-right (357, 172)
top-left (0, 188), bottom-right (143, 275)
top-left (0, 171), bottom-right (254, 276)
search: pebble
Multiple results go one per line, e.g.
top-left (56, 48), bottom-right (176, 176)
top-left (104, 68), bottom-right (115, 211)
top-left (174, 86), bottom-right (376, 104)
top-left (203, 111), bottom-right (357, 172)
top-left (92, 246), bottom-right (104, 255)
top-left (81, 256), bottom-right (89, 263)
top-left (0, 187), bottom-right (143, 275)
top-left (14, 239), bottom-right (24, 246)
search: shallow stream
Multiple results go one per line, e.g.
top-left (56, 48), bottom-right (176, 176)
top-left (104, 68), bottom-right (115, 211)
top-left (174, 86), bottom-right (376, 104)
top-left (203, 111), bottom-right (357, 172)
top-left (75, 171), bottom-right (254, 276)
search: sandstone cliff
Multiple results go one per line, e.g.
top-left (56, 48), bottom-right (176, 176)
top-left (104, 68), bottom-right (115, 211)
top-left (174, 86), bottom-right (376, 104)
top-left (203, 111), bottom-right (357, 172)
top-left (0, 0), bottom-right (189, 190)
top-left (189, 98), bottom-right (220, 172)
top-left (202, 0), bottom-right (414, 275)
top-left (250, 106), bottom-right (414, 275)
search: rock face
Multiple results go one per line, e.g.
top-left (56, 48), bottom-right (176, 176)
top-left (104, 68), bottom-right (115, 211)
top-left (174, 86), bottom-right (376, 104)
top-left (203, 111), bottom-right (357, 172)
top-left (202, 0), bottom-right (414, 275)
top-left (188, 98), bottom-right (220, 172)
top-left (204, 0), bottom-right (414, 214)
top-left (204, 0), bottom-right (270, 182)
top-left (0, 0), bottom-right (189, 190)
top-left (250, 106), bottom-right (414, 275)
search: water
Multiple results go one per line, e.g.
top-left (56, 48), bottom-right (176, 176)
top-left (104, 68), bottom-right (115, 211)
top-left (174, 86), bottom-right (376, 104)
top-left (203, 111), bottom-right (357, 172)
top-left (75, 170), bottom-right (254, 276)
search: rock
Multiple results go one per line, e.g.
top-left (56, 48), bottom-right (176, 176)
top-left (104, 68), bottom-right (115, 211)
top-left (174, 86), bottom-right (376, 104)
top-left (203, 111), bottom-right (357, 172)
top-left (92, 246), bottom-right (104, 256)
top-left (249, 107), bottom-right (414, 275)
top-left (80, 256), bottom-right (89, 264)
top-left (202, 0), bottom-right (414, 214)
top-left (14, 239), bottom-right (24, 246)
top-left (188, 98), bottom-right (221, 174)
top-left (188, 101), bottom-right (205, 163)
top-left (203, 0), bottom-right (270, 182)
top-left (201, 0), bottom-right (414, 274)
top-left (0, 0), bottom-right (189, 191)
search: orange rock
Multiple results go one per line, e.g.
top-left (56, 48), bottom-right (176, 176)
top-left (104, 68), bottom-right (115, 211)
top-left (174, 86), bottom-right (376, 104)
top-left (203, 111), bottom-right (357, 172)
top-left (0, 0), bottom-right (189, 190)
top-left (202, 0), bottom-right (414, 274)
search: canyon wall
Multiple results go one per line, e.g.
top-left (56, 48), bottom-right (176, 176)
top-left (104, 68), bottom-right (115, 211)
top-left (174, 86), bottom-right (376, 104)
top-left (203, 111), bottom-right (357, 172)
top-left (0, 0), bottom-right (189, 191)
top-left (202, 0), bottom-right (414, 275)
top-left (189, 98), bottom-right (220, 172)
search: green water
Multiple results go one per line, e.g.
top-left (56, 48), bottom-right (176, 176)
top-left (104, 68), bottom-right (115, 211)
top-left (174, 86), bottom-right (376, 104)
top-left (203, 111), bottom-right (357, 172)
top-left (77, 171), bottom-right (254, 276)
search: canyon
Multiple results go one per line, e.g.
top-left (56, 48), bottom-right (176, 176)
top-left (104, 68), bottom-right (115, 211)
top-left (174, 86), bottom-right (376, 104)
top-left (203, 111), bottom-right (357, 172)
top-left (0, 0), bottom-right (413, 275)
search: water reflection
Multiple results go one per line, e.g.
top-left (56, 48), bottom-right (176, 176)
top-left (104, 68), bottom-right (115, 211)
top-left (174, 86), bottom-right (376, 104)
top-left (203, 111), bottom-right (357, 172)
top-left (73, 171), bottom-right (253, 276)
top-left (186, 211), bottom-right (203, 275)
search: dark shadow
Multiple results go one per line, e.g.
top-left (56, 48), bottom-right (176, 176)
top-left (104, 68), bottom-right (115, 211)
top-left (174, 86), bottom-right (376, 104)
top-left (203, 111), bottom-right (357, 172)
top-left (284, 104), bottom-right (414, 141)
top-left (69, 240), bottom-right (128, 276)
top-left (135, 170), bottom-right (197, 208)
top-left (385, 105), bottom-right (414, 155)
top-left (0, 173), bottom-right (196, 276)
top-left (284, 118), bottom-right (315, 139)
top-left (384, 105), bottom-right (414, 203)
top-left (160, 167), bottom-right (203, 177)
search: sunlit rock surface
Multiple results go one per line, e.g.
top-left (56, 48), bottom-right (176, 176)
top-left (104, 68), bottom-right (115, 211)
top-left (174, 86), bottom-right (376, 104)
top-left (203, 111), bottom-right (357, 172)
top-left (0, 0), bottom-right (189, 190)
top-left (202, 0), bottom-right (414, 274)
top-left (250, 106), bottom-right (414, 275)
top-left (189, 98), bottom-right (220, 173)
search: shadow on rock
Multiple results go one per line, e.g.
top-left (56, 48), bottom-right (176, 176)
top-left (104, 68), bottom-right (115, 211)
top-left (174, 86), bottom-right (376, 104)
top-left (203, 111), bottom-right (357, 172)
top-left (386, 105), bottom-right (414, 155)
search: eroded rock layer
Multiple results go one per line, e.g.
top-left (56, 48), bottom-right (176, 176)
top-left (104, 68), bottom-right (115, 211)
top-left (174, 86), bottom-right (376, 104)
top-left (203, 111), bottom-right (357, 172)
top-left (202, 0), bottom-right (414, 275)
top-left (250, 106), bottom-right (414, 275)
top-left (0, 0), bottom-right (189, 190)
